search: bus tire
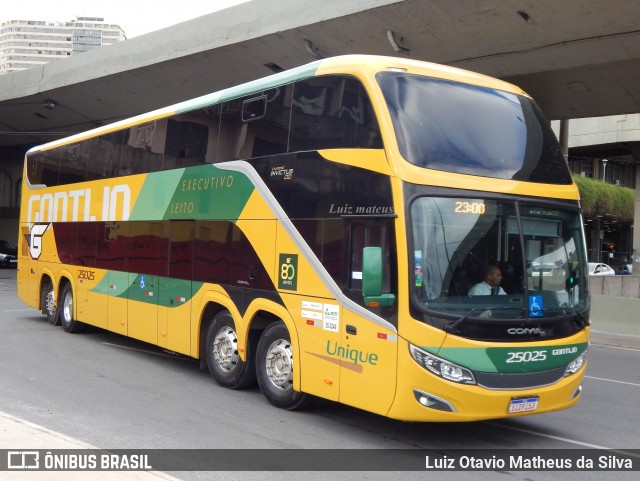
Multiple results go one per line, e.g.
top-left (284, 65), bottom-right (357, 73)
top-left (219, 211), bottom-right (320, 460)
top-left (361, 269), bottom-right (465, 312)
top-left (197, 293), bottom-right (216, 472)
top-left (256, 321), bottom-right (309, 411)
top-left (59, 283), bottom-right (86, 333)
top-left (205, 310), bottom-right (256, 389)
top-left (41, 279), bottom-right (59, 326)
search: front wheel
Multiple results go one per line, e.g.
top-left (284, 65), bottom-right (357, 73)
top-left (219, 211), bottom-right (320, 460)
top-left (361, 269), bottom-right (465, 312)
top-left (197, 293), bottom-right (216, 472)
top-left (59, 283), bottom-right (86, 333)
top-left (256, 322), bottom-right (309, 410)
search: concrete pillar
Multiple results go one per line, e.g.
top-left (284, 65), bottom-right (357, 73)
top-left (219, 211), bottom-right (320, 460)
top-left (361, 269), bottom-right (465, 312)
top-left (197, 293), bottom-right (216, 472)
top-left (0, 149), bottom-right (25, 244)
top-left (590, 218), bottom-right (602, 263)
top-left (633, 167), bottom-right (640, 275)
top-left (559, 119), bottom-right (569, 159)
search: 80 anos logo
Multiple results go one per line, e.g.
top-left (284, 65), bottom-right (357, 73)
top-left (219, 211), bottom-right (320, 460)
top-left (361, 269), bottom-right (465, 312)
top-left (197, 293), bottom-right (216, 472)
top-left (278, 254), bottom-right (298, 291)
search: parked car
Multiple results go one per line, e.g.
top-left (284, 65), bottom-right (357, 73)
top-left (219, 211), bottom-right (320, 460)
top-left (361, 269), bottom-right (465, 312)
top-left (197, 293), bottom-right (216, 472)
top-left (615, 264), bottom-right (633, 275)
top-left (0, 240), bottom-right (17, 268)
top-left (588, 262), bottom-right (615, 276)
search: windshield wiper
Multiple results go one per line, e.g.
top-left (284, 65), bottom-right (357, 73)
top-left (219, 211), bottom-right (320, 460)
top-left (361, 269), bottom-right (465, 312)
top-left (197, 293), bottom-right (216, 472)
top-left (567, 308), bottom-right (589, 328)
top-left (445, 306), bottom-right (520, 333)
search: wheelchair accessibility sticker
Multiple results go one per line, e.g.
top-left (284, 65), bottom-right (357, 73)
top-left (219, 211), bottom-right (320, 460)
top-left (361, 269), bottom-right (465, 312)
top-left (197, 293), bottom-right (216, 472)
top-left (528, 295), bottom-right (543, 317)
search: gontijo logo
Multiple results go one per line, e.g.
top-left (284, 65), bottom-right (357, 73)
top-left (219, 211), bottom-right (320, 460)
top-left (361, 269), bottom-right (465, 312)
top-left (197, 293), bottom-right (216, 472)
top-left (26, 184), bottom-right (131, 227)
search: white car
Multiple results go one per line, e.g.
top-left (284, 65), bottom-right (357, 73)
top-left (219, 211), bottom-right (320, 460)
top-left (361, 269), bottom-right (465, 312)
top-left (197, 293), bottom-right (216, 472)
top-left (588, 262), bottom-right (615, 276)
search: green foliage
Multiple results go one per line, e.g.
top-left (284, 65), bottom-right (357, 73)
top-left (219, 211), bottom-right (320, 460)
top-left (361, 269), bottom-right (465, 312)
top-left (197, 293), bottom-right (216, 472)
top-left (573, 174), bottom-right (635, 220)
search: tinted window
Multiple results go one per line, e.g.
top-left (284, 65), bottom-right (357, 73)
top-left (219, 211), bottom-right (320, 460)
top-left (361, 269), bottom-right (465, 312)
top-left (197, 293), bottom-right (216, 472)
top-left (96, 222), bottom-right (129, 272)
top-left (168, 221), bottom-right (194, 280)
top-left (76, 222), bottom-right (98, 267)
top-left (164, 105), bottom-right (220, 169)
top-left (86, 133), bottom-right (125, 181)
top-left (193, 221), bottom-right (232, 285)
top-left (127, 221), bottom-right (168, 277)
top-left (120, 121), bottom-right (164, 175)
top-left (27, 150), bottom-right (60, 186)
top-left (219, 87), bottom-right (291, 162)
top-left (57, 143), bottom-right (88, 185)
top-left (290, 76), bottom-right (382, 151)
top-left (378, 72), bottom-right (571, 184)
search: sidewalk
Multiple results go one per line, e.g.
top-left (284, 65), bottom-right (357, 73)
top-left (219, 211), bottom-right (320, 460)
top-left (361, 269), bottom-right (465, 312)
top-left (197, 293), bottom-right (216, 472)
top-left (0, 411), bottom-right (182, 481)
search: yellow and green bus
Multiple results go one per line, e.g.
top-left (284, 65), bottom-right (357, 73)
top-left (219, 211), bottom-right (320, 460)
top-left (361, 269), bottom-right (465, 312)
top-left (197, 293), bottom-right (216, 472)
top-left (18, 55), bottom-right (589, 421)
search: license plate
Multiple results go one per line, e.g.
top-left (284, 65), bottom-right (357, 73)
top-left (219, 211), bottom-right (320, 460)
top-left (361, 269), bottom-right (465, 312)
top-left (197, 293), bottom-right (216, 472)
top-left (508, 396), bottom-right (539, 413)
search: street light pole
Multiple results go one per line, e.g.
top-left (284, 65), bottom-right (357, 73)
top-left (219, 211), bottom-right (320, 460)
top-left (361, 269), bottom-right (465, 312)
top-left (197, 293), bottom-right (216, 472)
top-left (601, 158), bottom-right (608, 181)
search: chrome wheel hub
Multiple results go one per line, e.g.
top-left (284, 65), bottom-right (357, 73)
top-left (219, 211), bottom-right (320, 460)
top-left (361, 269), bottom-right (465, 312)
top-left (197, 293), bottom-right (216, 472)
top-left (46, 289), bottom-right (56, 317)
top-left (265, 340), bottom-right (293, 391)
top-left (213, 327), bottom-right (239, 372)
top-left (62, 291), bottom-right (73, 322)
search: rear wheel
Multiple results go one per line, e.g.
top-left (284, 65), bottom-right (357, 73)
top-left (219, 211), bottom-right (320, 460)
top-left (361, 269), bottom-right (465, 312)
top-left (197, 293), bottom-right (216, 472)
top-left (256, 322), bottom-right (309, 410)
top-left (205, 310), bottom-right (256, 389)
top-left (59, 283), bottom-right (86, 333)
top-left (41, 279), bottom-right (59, 326)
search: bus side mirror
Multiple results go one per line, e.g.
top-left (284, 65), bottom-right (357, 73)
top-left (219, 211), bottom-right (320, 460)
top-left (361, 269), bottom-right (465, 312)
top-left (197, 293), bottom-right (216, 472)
top-left (362, 246), bottom-right (396, 307)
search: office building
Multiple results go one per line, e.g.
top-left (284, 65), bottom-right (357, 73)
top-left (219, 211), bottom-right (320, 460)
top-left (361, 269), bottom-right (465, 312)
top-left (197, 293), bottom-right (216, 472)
top-left (0, 17), bottom-right (125, 75)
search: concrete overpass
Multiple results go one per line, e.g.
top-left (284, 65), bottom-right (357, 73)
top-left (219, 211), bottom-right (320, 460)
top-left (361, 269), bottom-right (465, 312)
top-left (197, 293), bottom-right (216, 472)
top-left (1, 0), bottom-right (640, 255)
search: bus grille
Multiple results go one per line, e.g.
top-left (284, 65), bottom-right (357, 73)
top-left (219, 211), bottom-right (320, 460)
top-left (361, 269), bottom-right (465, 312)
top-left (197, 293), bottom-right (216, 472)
top-left (474, 366), bottom-right (567, 390)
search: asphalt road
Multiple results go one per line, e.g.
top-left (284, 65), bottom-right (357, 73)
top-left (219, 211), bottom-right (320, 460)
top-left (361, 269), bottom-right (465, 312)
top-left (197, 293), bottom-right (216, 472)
top-left (1, 268), bottom-right (638, 481)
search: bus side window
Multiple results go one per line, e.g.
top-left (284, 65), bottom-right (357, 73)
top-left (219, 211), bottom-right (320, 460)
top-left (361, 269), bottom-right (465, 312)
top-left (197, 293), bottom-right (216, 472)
top-left (26, 152), bottom-right (50, 186)
top-left (290, 75), bottom-right (382, 152)
top-left (86, 132), bottom-right (125, 180)
top-left (218, 87), bottom-right (291, 163)
top-left (121, 121), bottom-right (163, 175)
top-left (193, 221), bottom-right (232, 286)
top-left (163, 105), bottom-right (220, 169)
top-left (57, 143), bottom-right (88, 185)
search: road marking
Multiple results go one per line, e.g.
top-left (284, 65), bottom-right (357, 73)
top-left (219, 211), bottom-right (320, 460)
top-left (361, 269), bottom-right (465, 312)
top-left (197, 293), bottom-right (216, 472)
top-left (585, 375), bottom-right (640, 388)
top-left (591, 329), bottom-right (640, 338)
top-left (591, 343), bottom-right (640, 352)
top-left (487, 421), bottom-right (610, 449)
top-left (487, 422), bottom-right (640, 460)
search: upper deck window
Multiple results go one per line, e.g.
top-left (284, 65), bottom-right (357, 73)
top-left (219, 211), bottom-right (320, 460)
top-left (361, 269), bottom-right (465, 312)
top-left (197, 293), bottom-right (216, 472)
top-left (377, 72), bottom-right (571, 184)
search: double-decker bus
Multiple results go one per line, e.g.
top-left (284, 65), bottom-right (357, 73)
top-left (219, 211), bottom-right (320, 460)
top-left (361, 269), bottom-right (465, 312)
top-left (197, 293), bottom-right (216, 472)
top-left (18, 55), bottom-right (589, 421)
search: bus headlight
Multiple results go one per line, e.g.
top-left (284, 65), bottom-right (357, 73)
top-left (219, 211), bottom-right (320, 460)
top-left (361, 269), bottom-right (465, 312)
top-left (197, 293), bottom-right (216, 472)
top-left (564, 349), bottom-right (588, 377)
top-left (409, 344), bottom-right (476, 385)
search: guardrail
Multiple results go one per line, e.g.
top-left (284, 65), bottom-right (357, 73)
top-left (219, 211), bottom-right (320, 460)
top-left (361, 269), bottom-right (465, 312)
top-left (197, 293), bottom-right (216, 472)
top-left (589, 275), bottom-right (640, 298)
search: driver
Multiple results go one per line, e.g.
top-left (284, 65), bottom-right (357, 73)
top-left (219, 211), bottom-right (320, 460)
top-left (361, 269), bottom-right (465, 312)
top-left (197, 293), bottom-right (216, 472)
top-left (469, 265), bottom-right (507, 296)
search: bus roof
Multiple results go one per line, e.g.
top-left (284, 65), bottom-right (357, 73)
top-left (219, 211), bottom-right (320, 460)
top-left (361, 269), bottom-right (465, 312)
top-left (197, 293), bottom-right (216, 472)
top-left (29, 54), bottom-right (527, 154)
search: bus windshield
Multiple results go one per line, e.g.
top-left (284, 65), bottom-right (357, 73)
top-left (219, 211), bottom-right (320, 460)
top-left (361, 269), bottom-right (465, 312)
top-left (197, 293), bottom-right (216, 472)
top-left (377, 72), bottom-right (572, 184)
top-left (410, 197), bottom-right (589, 330)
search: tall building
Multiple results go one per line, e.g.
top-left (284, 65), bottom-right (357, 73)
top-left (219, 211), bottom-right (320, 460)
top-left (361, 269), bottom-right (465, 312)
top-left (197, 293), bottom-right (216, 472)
top-left (0, 17), bottom-right (125, 75)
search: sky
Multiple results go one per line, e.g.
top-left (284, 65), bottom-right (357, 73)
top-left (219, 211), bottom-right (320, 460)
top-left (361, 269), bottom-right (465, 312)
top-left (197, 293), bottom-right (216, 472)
top-left (1, 0), bottom-right (250, 38)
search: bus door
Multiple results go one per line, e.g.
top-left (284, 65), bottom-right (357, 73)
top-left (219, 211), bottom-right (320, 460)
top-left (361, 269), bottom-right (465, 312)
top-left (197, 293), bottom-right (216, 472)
top-left (158, 221), bottom-right (194, 354)
top-left (98, 222), bottom-right (129, 336)
top-left (127, 221), bottom-right (167, 345)
top-left (76, 222), bottom-right (107, 329)
top-left (338, 221), bottom-right (398, 415)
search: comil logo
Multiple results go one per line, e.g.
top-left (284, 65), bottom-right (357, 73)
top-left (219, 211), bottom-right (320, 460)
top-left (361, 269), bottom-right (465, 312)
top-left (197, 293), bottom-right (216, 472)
top-left (278, 254), bottom-right (298, 291)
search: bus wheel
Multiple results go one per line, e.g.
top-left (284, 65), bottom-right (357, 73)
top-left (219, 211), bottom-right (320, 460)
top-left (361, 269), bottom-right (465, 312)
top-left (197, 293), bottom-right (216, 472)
top-left (205, 311), bottom-right (256, 389)
top-left (59, 283), bottom-right (86, 334)
top-left (41, 279), bottom-right (59, 326)
top-left (256, 322), bottom-right (309, 410)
